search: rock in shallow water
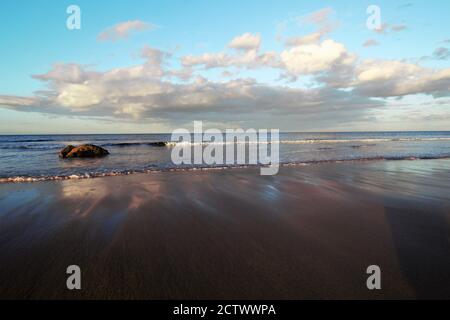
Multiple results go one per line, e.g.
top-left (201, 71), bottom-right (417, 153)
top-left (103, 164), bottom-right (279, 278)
top-left (59, 144), bottom-right (110, 158)
top-left (59, 145), bottom-right (76, 158)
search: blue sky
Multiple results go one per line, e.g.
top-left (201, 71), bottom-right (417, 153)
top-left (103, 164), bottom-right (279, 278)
top-left (0, 0), bottom-right (449, 133)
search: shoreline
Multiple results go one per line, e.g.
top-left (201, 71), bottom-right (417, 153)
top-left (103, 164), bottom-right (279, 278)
top-left (1, 159), bottom-right (450, 299)
top-left (2, 156), bottom-right (450, 184)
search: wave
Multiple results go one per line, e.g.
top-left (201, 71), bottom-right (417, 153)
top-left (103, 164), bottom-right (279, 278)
top-left (2, 154), bottom-right (450, 184)
top-left (120, 137), bottom-right (450, 147)
top-left (2, 137), bottom-right (450, 151)
top-left (102, 141), bottom-right (169, 147)
top-left (279, 137), bottom-right (450, 144)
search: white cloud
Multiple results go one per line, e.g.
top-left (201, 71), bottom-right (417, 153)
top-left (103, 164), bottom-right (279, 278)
top-left (56, 83), bottom-right (103, 109)
top-left (301, 7), bottom-right (333, 27)
top-left (181, 36), bottom-right (278, 70)
top-left (284, 32), bottom-right (323, 46)
top-left (97, 20), bottom-right (154, 42)
top-left (373, 23), bottom-right (407, 35)
top-left (182, 52), bottom-right (232, 68)
top-left (362, 39), bottom-right (380, 47)
top-left (228, 33), bottom-right (261, 51)
top-left (281, 39), bottom-right (355, 75)
top-left (354, 60), bottom-right (450, 97)
top-left (33, 63), bottom-right (100, 83)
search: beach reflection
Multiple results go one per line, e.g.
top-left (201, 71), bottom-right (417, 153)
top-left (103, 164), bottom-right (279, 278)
top-left (60, 175), bottom-right (169, 217)
top-left (1, 160), bottom-right (450, 299)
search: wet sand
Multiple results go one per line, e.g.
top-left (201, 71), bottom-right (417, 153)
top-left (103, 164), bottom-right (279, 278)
top-left (1, 159), bottom-right (450, 299)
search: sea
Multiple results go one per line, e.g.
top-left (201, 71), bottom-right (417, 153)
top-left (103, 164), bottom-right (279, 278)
top-left (1, 131), bottom-right (450, 182)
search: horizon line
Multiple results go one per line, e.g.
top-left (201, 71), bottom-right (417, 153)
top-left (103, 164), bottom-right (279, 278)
top-left (1, 130), bottom-right (450, 136)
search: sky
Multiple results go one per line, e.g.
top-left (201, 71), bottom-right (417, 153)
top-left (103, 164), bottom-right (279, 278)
top-left (0, 0), bottom-right (449, 134)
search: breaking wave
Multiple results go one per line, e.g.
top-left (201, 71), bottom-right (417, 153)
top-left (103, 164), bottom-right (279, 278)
top-left (104, 137), bottom-right (450, 147)
top-left (101, 142), bottom-right (169, 147)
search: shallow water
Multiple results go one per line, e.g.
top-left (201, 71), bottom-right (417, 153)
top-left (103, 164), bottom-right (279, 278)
top-left (1, 131), bottom-right (450, 182)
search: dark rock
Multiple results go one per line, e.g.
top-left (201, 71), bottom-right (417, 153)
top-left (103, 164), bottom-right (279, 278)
top-left (149, 142), bottom-right (168, 147)
top-left (59, 144), bottom-right (110, 158)
top-left (59, 145), bottom-right (76, 158)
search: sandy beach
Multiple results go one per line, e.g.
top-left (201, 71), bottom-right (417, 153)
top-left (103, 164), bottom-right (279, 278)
top-left (1, 159), bottom-right (450, 300)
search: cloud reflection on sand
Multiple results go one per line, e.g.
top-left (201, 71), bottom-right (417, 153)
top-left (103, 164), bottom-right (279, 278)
top-left (0, 160), bottom-right (449, 299)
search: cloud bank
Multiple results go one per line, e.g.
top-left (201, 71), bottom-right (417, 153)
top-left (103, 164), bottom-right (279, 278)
top-left (1, 12), bottom-right (449, 130)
